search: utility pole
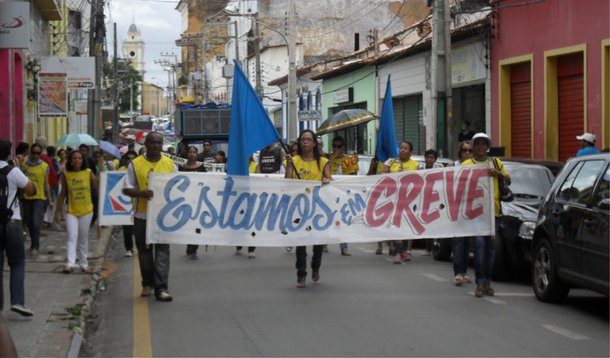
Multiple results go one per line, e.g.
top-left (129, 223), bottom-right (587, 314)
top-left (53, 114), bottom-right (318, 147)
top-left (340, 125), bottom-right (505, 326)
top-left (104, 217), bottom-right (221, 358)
top-left (254, 13), bottom-right (262, 99)
top-left (88, 0), bottom-right (105, 138)
top-left (201, 34), bottom-right (209, 103)
top-left (112, 22), bottom-right (119, 144)
top-left (429, 0), bottom-right (451, 155)
top-left (233, 21), bottom-right (240, 65)
top-left (287, 0), bottom-right (297, 141)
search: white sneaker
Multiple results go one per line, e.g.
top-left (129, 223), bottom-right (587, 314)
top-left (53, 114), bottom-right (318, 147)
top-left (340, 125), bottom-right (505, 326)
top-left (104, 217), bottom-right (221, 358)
top-left (125, 250), bottom-right (133, 257)
top-left (140, 286), bottom-right (153, 297)
top-left (11, 304), bottom-right (34, 317)
top-left (248, 251), bottom-right (256, 258)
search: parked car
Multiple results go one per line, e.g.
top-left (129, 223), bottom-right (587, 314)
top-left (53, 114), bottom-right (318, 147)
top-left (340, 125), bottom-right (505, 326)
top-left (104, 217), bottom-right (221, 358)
top-left (531, 154), bottom-right (609, 302)
top-left (432, 159), bottom-right (560, 280)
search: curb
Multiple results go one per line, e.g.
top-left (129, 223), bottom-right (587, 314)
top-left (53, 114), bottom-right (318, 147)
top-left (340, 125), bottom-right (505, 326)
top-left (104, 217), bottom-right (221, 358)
top-left (66, 227), bottom-right (112, 358)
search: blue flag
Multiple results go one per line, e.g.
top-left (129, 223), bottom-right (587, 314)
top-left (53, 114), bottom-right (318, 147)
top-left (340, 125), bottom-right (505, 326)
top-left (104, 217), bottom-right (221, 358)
top-left (227, 61), bottom-right (279, 176)
top-left (376, 75), bottom-right (398, 162)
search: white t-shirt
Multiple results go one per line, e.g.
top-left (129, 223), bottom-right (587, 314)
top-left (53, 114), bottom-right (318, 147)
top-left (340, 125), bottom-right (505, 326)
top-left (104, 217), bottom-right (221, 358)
top-left (0, 160), bottom-right (30, 220)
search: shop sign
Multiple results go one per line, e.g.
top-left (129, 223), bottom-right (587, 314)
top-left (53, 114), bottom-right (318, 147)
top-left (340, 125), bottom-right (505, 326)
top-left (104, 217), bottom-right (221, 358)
top-left (0, 2), bottom-right (30, 49)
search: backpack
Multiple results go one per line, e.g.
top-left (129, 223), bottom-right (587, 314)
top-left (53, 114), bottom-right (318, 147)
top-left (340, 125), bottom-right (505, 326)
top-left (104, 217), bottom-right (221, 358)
top-left (0, 166), bottom-right (17, 225)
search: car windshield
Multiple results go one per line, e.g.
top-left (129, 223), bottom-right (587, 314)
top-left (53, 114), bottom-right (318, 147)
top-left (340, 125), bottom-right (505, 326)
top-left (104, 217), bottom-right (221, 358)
top-left (504, 163), bottom-right (553, 199)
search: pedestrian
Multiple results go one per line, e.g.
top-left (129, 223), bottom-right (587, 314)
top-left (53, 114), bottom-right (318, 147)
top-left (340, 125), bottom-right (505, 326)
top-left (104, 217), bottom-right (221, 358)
top-left (383, 141), bottom-right (419, 263)
top-left (452, 141), bottom-right (474, 286)
top-left (178, 146), bottom-right (206, 260)
top-left (80, 144), bottom-right (99, 226)
top-left (15, 142), bottom-right (29, 167)
top-left (56, 150), bottom-right (97, 273)
top-left (117, 151), bottom-right (138, 257)
top-left (576, 132), bottom-right (600, 157)
top-left (420, 148), bottom-right (444, 256)
top-left (256, 142), bottom-right (285, 174)
top-left (285, 129), bottom-right (332, 288)
top-left (461, 133), bottom-right (510, 298)
top-left (22, 143), bottom-right (52, 256)
top-left (328, 136), bottom-right (359, 256)
top-left (214, 150), bottom-right (227, 164)
top-left (0, 139), bottom-right (37, 317)
top-left (197, 139), bottom-right (216, 164)
top-left (53, 148), bottom-right (68, 227)
top-left (123, 132), bottom-right (177, 302)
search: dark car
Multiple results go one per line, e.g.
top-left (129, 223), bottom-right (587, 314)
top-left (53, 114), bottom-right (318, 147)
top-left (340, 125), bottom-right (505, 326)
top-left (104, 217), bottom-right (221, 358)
top-left (432, 159), bottom-right (559, 280)
top-left (531, 154), bottom-right (609, 302)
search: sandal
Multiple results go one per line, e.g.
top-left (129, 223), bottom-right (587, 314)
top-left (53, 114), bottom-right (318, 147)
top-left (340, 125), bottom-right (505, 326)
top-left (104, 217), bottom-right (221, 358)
top-left (454, 274), bottom-right (464, 286)
top-left (475, 285), bottom-right (484, 298)
top-left (296, 278), bottom-right (306, 288)
top-left (462, 274), bottom-right (472, 284)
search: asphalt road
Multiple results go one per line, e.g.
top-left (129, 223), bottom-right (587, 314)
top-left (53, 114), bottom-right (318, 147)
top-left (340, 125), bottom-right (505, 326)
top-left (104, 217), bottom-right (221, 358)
top-left (82, 239), bottom-right (609, 357)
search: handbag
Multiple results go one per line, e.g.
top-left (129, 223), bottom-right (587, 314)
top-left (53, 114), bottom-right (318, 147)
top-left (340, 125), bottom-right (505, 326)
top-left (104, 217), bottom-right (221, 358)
top-left (493, 158), bottom-right (514, 202)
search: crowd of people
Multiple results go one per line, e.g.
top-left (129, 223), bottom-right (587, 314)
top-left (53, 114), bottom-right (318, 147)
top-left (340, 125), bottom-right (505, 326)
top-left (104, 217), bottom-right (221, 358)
top-left (3, 128), bottom-right (606, 318)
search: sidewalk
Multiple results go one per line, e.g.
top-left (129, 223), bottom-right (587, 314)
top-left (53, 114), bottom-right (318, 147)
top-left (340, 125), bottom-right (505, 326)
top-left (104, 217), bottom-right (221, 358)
top-left (2, 223), bottom-right (111, 358)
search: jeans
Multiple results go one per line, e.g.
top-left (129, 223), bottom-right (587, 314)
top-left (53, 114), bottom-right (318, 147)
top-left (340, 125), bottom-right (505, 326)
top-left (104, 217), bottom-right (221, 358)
top-left (473, 218), bottom-right (501, 285)
top-left (339, 243), bottom-right (348, 251)
top-left (0, 221), bottom-right (26, 310)
top-left (122, 225), bottom-right (133, 251)
top-left (23, 199), bottom-right (45, 251)
top-left (452, 237), bottom-right (470, 275)
top-left (295, 245), bottom-right (324, 279)
top-left (235, 246), bottom-right (255, 253)
top-left (134, 218), bottom-right (170, 295)
top-left (65, 213), bottom-right (93, 268)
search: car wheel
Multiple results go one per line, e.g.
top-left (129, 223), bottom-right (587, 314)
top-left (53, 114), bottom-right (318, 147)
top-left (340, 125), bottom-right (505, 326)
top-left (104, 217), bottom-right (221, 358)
top-left (532, 238), bottom-right (569, 302)
top-left (492, 233), bottom-right (511, 281)
top-left (432, 238), bottom-right (452, 261)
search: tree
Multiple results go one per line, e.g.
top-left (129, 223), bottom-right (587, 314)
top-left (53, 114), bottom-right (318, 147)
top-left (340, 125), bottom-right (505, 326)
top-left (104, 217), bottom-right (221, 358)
top-left (103, 59), bottom-right (143, 113)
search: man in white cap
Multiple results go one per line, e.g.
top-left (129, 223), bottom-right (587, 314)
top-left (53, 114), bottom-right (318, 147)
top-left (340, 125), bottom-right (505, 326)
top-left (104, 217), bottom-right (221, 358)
top-left (576, 132), bottom-right (600, 157)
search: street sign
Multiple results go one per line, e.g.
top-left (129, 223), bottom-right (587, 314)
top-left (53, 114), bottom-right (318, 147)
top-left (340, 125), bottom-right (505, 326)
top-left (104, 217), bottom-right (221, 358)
top-left (298, 110), bottom-right (322, 121)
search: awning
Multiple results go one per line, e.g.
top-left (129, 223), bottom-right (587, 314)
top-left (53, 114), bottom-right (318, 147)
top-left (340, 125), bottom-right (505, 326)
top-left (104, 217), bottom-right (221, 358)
top-left (316, 109), bottom-right (377, 135)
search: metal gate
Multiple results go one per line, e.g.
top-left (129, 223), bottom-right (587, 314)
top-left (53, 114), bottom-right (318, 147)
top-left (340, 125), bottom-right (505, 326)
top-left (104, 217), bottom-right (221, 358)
top-left (510, 62), bottom-right (532, 158)
top-left (393, 95), bottom-right (422, 154)
top-left (557, 54), bottom-right (584, 162)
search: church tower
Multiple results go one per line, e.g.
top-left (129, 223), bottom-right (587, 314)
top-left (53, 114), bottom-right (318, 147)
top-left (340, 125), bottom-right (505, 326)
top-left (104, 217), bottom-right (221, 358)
top-left (123, 22), bottom-right (145, 77)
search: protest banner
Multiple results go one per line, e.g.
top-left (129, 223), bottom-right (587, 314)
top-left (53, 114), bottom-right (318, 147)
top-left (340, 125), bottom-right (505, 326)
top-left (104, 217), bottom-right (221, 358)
top-left (98, 171), bottom-right (133, 226)
top-left (146, 166), bottom-right (495, 246)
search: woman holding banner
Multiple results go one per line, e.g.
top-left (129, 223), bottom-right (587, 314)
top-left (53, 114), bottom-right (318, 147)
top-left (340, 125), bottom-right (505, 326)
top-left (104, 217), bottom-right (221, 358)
top-left (382, 141), bottom-right (419, 264)
top-left (285, 129), bottom-right (332, 288)
top-left (179, 146), bottom-right (207, 260)
top-left (56, 150), bottom-right (98, 273)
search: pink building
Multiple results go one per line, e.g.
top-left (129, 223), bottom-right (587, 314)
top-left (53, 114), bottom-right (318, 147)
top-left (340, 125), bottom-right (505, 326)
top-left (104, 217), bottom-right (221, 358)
top-left (491, 0), bottom-right (609, 161)
top-left (0, 49), bottom-right (25, 146)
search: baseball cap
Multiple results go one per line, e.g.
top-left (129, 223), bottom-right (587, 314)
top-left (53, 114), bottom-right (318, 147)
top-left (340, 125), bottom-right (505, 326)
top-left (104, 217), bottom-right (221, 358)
top-left (576, 132), bottom-right (595, 144)
top-left (471, 132), bottom-right (492, 146)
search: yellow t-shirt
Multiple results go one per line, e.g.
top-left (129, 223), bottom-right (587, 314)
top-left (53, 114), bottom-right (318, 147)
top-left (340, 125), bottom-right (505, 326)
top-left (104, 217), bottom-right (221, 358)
top-left (249, 161), bottom-right (257, 174)
top-left (462, 157), bottom-right (508, 217)
top-left (290, 156), bottom-right (329, 181)
top-left (330, 154), bottom-right (359, 175)
top-left (384, 158), bottom-right (419, 173)
top-left (64, 169), bottom-right (93, 217)
top-left (23, 161), bottom-right (48, 200)
top-left (132, 155), bottom-right (175, 214)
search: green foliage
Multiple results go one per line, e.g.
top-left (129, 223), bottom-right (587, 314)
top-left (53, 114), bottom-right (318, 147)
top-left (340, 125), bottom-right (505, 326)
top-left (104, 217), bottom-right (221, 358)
top-left (103, 58), bottom-right (143, 112)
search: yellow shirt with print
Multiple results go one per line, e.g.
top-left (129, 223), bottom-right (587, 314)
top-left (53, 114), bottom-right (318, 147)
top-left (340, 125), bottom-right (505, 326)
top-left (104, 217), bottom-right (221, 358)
top-left (330, 154), bottom-right (359, 175)
top-left (65, 169), bottom-right (93, 217)
top-left (132, 155), bottom-right (175, 214)
top-left (23, 161), bottom-right (48, 200)
top-left (385, 158), bottom-right (419, 173)
top-left (462, 157), bottom-right (508, 217)
top-left (290, 155), bottom-right (329, 181)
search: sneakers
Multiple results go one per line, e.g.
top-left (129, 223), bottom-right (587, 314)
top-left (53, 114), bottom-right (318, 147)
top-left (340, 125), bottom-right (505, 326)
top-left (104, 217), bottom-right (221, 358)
top-left (62, 265), bottom-right (74, 274)
top-left (454, 274), bottom-right (464, 287)
top-left (296, 278), bottom-right (306, 288)
top-left (11, 304), bottom-right (34, 317)
top-left (341, 249), bottom-right (351, 256)
top-left (312, 271), bottom-right (320, 282)
top-left (125, 250), bottom-right (133, 257)
top-left (140, 286), bottom-right (153, 297)
top-left (393, 253), bottom-right (402, 264)
top-left (156, 291), bottom-right (173, 302)
top-left (30, 249), bottom-right (39, 257)
top-left (248, 251), bottom-right (256, 259)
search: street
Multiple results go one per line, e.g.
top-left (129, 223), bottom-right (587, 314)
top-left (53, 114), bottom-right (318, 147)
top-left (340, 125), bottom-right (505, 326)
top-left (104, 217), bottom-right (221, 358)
top-left (82, 239), bottom-right (609, 357)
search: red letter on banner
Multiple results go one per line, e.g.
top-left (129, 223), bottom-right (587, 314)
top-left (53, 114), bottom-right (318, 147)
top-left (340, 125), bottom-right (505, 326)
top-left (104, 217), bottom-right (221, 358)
top-left (364, 177), bottom-right (397, 227)
top-left (392, 173), bottom-right (425, 234)
top-left (421, 171), bottom-right (443, 224)
top-left (464, 168), bottom-right (488, 219)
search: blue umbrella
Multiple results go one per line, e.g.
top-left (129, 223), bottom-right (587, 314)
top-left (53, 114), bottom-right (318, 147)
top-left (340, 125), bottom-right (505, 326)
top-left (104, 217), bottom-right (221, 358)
top-left (99, 140), bottom-right (122, 159)
top-left (55, 133), bottom-right (98, 147)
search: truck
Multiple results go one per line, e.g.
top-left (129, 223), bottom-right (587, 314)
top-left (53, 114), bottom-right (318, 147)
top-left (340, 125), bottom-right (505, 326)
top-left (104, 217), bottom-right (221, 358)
top-left (174, 103), bottom-right (231, 157)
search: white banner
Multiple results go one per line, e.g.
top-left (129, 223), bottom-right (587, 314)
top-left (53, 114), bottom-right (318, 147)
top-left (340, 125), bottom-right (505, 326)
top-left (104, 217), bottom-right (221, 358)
top-left (146, 166), bottom-right (495, 246)
top-left (98, 171), bottom-right (133, 226)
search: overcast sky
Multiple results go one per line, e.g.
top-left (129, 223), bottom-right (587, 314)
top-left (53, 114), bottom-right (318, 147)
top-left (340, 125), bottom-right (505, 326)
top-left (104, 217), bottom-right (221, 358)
top-left (107, 0), bottom-right (181, 89)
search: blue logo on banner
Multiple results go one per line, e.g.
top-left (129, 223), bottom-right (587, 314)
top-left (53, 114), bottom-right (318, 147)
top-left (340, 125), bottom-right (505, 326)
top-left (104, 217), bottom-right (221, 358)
top-left (103, 172), bottom-right (132, 216)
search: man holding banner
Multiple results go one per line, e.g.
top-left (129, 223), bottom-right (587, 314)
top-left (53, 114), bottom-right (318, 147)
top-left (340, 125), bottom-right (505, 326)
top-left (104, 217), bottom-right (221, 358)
top-left (123, 132), bottom-right (177, 302)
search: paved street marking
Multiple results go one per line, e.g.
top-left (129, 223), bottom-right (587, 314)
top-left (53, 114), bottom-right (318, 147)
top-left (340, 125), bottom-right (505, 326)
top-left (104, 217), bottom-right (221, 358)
top-left (358, 248), bottom-right (376, 254)
top-left (422, 273), bottom-right (447, 282)
top-left (483, 297), bottom-right (507, 304)
top-left (133, 255), bottom-right (153, 357)
top-left (542, 324), bottom-right (590, 340)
